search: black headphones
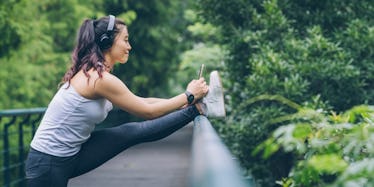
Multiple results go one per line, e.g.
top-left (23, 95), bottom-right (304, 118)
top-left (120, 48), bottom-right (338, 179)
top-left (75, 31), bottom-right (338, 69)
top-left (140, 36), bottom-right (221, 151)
top-left (99, 15), bottom-right (115, 50)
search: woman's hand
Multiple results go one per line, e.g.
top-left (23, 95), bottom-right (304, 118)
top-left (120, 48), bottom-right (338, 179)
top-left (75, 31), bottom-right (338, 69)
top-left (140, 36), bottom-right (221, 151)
top-left (186, 78), bottom-right (209, 102)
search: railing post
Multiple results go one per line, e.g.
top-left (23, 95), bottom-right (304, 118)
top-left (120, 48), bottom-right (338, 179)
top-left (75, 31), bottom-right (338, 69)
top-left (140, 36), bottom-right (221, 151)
top-left (190, 115), bottom-right (253, 187)
top-left (18, 115), bottom-right (30, 187)
top-left (3, 116), bottom-right (16, 187)
top-left (30, 114), bottom-right (43, 137)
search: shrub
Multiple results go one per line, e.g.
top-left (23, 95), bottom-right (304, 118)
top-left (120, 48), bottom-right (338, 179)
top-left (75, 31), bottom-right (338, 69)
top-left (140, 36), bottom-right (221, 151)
top-left (194, 0), bottom-right (374, 186)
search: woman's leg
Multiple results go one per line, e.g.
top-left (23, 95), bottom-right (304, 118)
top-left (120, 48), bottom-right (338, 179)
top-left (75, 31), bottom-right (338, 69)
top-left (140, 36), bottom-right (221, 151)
top-left (25, 148), bottom-right (52, 187)
top-left (70, 106), bottom-right (200, 178)
top-left (25, 148), bottom-right (77, 187)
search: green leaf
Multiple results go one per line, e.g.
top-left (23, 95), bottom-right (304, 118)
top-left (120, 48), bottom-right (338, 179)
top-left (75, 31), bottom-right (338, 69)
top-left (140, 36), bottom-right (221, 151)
top-left (293, 124), bottom-right (312, 139)
top-left (308, 154), bottom-right (348, 173)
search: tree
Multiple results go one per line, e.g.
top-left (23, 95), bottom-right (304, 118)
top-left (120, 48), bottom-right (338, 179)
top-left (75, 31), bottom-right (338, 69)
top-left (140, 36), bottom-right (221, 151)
top-left (193, 0), bottom-right (374, 186)
top-left (0, 0), bottom-right (193, 109)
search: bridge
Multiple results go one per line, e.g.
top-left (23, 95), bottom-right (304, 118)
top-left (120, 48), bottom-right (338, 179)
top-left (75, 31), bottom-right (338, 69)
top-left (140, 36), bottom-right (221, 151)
top-left (69, 123), bottom-right (193, 187)
top-left (0, 108), bottom-right (254, 187)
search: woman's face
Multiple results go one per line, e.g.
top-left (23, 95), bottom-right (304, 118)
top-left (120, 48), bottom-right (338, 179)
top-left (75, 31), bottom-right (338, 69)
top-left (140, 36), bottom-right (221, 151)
top-left (106, 26), bottom-right (132, 65)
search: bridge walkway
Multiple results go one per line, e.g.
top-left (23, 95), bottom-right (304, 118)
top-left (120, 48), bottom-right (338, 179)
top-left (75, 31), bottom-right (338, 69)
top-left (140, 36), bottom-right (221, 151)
top-left (68, 124), bottom-right (193, 187)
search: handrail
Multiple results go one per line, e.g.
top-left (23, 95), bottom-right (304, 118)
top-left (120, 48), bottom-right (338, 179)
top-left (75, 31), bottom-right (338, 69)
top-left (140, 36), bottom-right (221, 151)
top-left (0, 108), bottom-right (47, 117)
top-left (190, 115), bottom-right (253, 187)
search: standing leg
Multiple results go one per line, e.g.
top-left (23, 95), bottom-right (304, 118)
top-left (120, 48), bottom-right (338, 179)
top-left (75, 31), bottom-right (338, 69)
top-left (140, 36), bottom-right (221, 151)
top-left (70, 106), bottom-right (200, 178)
top-left (25, 148), bottom-right (78, 187)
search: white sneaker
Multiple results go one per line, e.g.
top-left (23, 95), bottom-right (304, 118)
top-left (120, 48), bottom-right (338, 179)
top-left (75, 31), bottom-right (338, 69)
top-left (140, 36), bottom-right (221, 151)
top-left (199, 71), bottom-right (226, 118)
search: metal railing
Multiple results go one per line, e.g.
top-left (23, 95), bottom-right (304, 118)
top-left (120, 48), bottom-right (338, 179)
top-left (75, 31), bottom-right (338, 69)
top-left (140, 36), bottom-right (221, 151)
top-left (1, 108), bottom-right (254, 187)
top-left (0, 107), bottom-right (130, 187)
top-left (190, 115), bottom-right (254, 187)
top-left (0, 108), bottom-right (47, 187)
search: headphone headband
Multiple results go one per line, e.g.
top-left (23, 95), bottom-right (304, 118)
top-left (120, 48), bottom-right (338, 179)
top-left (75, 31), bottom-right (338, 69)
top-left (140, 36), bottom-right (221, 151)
top-left (107, 15), bottom-right (115, 32)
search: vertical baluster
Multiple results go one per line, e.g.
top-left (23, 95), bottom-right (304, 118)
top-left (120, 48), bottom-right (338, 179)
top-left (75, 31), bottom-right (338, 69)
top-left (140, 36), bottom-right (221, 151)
top-left (0, 117), bottom-right (2, 186)
top-left (3, 116), bottom-right (16, 187)
top-left (30, 113), bottom-right (43, 138)
top-left (18, 115), bottom-right (30, 187)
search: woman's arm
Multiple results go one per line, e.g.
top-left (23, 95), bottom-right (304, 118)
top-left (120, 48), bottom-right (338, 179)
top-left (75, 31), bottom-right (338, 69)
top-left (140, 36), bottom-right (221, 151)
top-left (94, 72), bottom-right (207, 119)
top-left (139, 97), bottom-right (167, 104)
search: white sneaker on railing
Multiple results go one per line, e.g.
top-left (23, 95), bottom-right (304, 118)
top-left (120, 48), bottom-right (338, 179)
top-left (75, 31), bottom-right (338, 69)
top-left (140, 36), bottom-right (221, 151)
top-left (199, 71), bottom-right (226, 118)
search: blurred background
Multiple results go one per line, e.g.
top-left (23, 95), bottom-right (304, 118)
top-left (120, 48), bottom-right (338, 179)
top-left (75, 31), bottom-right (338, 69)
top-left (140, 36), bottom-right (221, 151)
top-left (1, 0), bottom-right (374, 186)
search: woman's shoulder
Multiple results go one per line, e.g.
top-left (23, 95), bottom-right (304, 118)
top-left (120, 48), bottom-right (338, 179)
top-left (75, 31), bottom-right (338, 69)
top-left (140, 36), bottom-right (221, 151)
top-left (94, 71), bottom-right (126, 92)
top-left (95, 71), bottom-right (121, 84)
top-left (71, 69), bottom-right (124, 99)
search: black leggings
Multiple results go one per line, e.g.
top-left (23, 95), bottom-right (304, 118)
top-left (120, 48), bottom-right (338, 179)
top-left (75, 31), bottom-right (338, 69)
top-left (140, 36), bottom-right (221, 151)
top-left (25, 106), bottom-right (200, 187)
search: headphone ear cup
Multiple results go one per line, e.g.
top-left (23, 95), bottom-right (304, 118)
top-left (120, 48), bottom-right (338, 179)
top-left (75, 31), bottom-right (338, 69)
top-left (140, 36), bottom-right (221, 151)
top-left (99, 33), bottom-right (112, 50)
top-left (98, 15), bottom-right (115, 50)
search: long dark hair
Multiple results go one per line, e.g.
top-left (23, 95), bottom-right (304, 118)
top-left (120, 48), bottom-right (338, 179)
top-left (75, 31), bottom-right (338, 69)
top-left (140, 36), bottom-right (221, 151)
top-left (62, 16), bottom-right (126, 86)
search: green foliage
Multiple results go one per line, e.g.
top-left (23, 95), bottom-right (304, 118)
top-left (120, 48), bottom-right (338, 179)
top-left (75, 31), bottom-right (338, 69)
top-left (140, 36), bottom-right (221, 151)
top-left (170, 9), bottom-right (226, 95)
top-left (194, 0), bottom-right (374, 186)
top-left (0, 0), bottom-right (193, 109)
top-left (0, 0), bottom-right (100, 109)
top-left (2, 0), bottom-right (374, 185)
top-left (108, 0), bottom-right (193, 97)
top-left (255, 102), bottom-right (374, 186)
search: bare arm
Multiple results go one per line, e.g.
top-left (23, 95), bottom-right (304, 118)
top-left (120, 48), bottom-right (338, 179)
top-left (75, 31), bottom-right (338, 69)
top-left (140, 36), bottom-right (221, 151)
top-left (94, 72), bottom-right (207, 119)
top-left (139, 97), bottom-right (167, 104)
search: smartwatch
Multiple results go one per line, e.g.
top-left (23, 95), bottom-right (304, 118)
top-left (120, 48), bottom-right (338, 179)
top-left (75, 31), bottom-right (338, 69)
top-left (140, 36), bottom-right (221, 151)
top-left (184, 91), bottom-right (195, 104)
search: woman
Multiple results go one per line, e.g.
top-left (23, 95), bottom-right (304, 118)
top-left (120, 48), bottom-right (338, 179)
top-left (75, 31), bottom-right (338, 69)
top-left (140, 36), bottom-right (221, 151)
top-left (25, 15), bottom-right (225, 187)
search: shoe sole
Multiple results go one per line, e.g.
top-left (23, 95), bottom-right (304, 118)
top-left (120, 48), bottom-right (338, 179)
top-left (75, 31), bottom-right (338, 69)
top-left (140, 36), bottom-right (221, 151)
top-left (207, 71), bottom-right (226, 118)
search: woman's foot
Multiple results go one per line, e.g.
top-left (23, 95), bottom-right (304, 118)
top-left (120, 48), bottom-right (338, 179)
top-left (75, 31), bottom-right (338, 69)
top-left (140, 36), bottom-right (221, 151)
top-left (196, 71), bottom-right (226, 118)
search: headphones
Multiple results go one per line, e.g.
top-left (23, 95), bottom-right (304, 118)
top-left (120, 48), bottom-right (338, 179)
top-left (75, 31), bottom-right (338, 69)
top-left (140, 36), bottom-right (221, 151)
top-left (99, 15), bottom-right (115, 50)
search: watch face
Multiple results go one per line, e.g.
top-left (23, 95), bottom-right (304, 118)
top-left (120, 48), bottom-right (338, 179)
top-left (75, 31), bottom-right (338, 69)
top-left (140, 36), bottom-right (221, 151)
top-left (188, 95), bottom-right (194, 104)
top-left (185, 91), bottom-right (194, 104)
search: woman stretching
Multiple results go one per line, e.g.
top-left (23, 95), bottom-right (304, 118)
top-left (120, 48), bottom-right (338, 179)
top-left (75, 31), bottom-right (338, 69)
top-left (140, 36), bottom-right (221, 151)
top-left (25, 15), bottom-right (225, 187)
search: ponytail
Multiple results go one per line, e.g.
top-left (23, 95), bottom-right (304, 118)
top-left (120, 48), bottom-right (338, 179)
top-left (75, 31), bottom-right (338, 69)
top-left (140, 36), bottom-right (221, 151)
top-left (62, 19), bottom-right (106, 87)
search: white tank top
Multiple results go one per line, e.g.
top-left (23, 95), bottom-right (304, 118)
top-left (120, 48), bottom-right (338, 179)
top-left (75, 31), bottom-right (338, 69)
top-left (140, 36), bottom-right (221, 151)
top-left (31, 83), bottom-right (113, 157)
